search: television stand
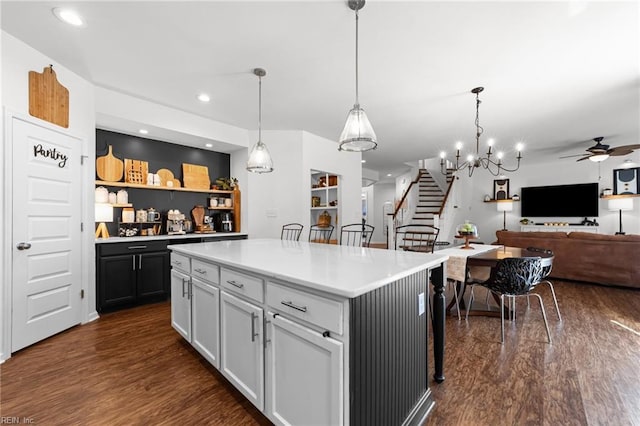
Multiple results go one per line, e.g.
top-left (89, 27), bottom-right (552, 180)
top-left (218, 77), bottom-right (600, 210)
top-left (520, 224), bottom-right (599, 234)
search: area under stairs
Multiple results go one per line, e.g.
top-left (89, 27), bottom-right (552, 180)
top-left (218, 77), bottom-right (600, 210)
top-left (410, 169), bottom-right (452, 227)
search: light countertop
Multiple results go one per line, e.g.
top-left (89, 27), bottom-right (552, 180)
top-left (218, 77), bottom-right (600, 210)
top-left (96, 232), bottom-right (248, 244)
top-left (169, 238), bottom-right (448, 298)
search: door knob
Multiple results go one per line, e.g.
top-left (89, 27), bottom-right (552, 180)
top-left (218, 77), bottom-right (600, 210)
top-left (16, 242), bottom-right (32, 250)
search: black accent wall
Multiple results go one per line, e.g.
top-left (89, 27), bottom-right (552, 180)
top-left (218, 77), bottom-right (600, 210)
top-left (95, 129), bottom-right (231, 236)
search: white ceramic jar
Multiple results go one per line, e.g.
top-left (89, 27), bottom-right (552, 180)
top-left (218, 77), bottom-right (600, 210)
top-left (108, 192), bottom-right (117, 204)
top-left (95, 186), bottom-right (109, 203)
top-left (116, 189), bottom-right (128, 204)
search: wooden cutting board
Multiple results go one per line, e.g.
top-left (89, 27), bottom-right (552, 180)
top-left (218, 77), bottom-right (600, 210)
top-left (96, 145), bottom-right (124, 182)
top-left (156, 168), bottom-right (175, 186)
top-left (29, 65), bottom-right (69, 128)
top-left (182, 163), bottom-right (210, 190)
top-left (124, 159), bottom-right (149, 184)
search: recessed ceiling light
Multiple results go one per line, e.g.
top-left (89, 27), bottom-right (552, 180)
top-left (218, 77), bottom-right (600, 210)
top-left (139, 129), bottom-right (149, 135)
top-left (361, 159), bottom-right (366, 163)
top-left (197, 93), bottom-right (211, 103)
top-left (386, 173), bottom-right (392, 177)
top-left (52, 8), bottom-right (85, 27)
top-left (205, 143), bottom-right (213, 148)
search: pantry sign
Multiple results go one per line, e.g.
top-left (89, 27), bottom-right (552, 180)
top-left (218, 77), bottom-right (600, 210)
top-left (32, 142), bottom-right (68, 168)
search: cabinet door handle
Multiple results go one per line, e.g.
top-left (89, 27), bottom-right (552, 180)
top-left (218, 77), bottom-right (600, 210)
top-left (281, 300), bottom-right (307, 313)
top-left (226, 280), bottom-right (244, 289)
top-left (264, 318), bottom-right (271, 348)
top-left (250, 312), bottom-right (258, 342)
top-left (188, 280), bottom-right (192, 300)
top-left (182, 278), bottom-right (188, 297)
top-left (173, 260), bottom-right (182, 266)
top-left (128, 245), bottom-right (147, 250)
top-left (132, 255), bottom-right (136, 271)
top-left (138, 254), bottom-right (142, 270)
top-left (194, 268), bottom-right (206, 274)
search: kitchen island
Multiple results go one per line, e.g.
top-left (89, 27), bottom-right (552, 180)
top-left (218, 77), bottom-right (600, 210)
top-left (169, 239), bottom-right (448, 426)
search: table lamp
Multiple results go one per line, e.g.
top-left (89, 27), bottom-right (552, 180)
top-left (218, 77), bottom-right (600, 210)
top-left (497, 200), bottom-right (513, 231)
top-left (95, 203), bottom-right (114, 239)
top-left (608, 197), bottom-right (633, 235)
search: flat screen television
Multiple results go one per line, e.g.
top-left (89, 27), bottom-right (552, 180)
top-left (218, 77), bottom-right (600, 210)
top-left (521, 183), bottom-right (599, 217)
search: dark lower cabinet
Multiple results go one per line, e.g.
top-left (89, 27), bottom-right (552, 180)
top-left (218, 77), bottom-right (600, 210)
top-left (96, 235), bottom-right (248, 313)
top-left (97, 241), bottom-right (169, 313)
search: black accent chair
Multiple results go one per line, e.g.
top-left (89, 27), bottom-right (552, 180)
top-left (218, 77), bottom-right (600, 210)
top-left (465, 257), bottom-right (551, 344)
top-left (340, 223), bottom-right (374, 247)
top-left (526, 246), bottom-right (561, 320)
top-left (394, 224), bottom-right (440, 253)
top-left (281, 223), bottom-right (304, 241)
top-left (308, 225), bottom-right (334, 244)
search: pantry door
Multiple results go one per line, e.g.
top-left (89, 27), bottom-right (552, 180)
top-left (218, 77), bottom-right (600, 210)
top-left (11, 117), bottom-right (82, 352)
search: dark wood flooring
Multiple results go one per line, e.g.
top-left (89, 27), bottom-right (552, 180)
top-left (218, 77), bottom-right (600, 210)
top-left (1, 280), bottom-right (639, 425)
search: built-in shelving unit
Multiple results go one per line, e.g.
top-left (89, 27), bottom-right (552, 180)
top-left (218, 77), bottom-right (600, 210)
top-left (96, 180), bottom-right (242, 233)
top-left (95, 180), bottom-right (233, 195)
top-left (310, 170), bottom-right (339, 228)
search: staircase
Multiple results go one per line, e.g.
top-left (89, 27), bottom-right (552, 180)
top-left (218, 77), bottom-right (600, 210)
top-left (411, 169), bottom-right (452, 227)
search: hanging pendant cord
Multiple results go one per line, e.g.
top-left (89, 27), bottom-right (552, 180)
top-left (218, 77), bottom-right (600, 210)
top-left (355, 8), bottom-right (359, 106)
top-left (258, 75), bottom-right (262, 142)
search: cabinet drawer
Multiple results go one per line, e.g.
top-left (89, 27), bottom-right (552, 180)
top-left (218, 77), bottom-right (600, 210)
top-left (191, 259), bottom-right (219, 284)
top-left (267, 282), bottom-right (343, 335)
top-left (99, 240), bottom-right (167, 256)
top-left (170, 252), bottom-right (190, 273)
top-left (221, 268), bottom-right (264, 303)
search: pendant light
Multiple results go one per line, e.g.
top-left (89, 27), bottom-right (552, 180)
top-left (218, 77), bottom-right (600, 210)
top-left (247, 68), bottom-right (274, 173)
top-left (338, 0), bottom-right (377, 152)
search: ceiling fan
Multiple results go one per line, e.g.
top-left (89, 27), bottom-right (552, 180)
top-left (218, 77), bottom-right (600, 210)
top-left (560, 137), bottom-right (640, 162)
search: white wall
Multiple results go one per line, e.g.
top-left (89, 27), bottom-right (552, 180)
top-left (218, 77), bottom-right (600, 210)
top-left (371, 183), bottom-right (395, 245)
top-left (1, 32), bottom-right (97, 360)
top-left (302, 131), bottom-right (362, 232)
top-left (449, 156), bottom-right (640, 243)
top-left (245, 130), bottom-right (304, 238)
top-left (244, 130), bottom-right (361, 240)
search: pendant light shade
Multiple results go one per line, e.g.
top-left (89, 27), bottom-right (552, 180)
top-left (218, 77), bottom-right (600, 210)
top-left (247, 68), bottom-right (274, 174)
top-left (339, 0), bottom-right (377, 152)
top-left (339, 104), bottom-right (377, 152)
top-left (247, 140), bottom-right (273, 173)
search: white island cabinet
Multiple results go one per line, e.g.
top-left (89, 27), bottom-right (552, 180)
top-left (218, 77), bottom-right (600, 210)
top-left (169, 239), bottom-right (448, 426)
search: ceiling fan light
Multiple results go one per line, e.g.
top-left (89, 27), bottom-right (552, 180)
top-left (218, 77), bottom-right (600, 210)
top-left (247, 141), bottom-right (273, 173)
top-left (589, 154), bottom-right (609, 162)
top-left (338, 105), bottom-right (377, 151)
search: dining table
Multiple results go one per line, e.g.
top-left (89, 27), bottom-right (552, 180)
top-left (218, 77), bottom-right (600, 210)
top-left (437, 244), bottom-right (554, 317)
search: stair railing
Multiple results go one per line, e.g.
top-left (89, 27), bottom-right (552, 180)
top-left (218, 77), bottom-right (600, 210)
top-left (386, 169), bottom-right (426, 249)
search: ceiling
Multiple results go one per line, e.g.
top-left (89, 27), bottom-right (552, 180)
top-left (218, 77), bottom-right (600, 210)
top-left (2, 1), bottom-right (639, 182)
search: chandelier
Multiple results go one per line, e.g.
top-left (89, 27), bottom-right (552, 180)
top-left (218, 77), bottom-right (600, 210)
top-left (440, 87), bottom-right (522, 177)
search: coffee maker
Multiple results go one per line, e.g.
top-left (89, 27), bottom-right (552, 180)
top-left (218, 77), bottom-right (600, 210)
top-left (214, 212), bottom-right (234, 232)
top-left (166, 210), bottom-right (186, 235)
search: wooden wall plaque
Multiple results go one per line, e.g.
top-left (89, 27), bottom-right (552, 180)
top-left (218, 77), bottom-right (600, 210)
top-left (28, 65), bottom-right (69, 128)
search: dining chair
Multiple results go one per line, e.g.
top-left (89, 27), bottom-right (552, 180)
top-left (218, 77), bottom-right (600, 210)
top-left (340, 223), bottom-right (374, 247)
top-left (526, 246), bottom-right (561, 320)
top-left (281, 223), bottom-right (304, 241)
top-left (465, 257), bottom-right (551, 344)
top-left (308, 224), bottom-right (334, 244)
top-left (394, 224), bottom-right (440, 253)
